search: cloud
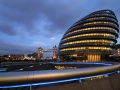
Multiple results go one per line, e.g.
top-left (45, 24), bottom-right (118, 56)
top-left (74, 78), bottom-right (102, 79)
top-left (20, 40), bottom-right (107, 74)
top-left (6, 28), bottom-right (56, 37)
top-left (0, 39), bottom-right (54, 54)
top-left (0, 0), bottom-right (84, 37)
top-left (51, 37), bottom-right (55, 40)
top-left (0, 40), bottom-right (36, 54)
top-left (0, 23), bottom-right (17, 35)
top-left (0, 0), bottom-right (120, 54)
top-left (0, 0), bottom-right (119, 36)
top-left (30, 41), bottom-right (51, 47)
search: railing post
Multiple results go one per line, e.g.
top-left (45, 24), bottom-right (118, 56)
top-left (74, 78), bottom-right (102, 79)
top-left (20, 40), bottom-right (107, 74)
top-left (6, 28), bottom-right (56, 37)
top-left (30, 85), bottom-right (32, 90)
top-left (78, 78), bottom-right (81, 82)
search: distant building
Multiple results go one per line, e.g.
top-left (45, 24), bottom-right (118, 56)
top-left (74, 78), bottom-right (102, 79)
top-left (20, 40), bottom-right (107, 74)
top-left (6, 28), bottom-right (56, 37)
top-left (114, 44), bottom-right (120, 56)
top-left (53, 45), bottom-right (57, 59)
top-left (24, 53), bottom-right (37, 60)
top-left (37, 47), bottom-right (43, 59)
top-left (37, 46), bottom-right (57, 60)
top-left (112, 49), bottom-right (117, 56)
top-left (0, 54), bottom-right (24, 60)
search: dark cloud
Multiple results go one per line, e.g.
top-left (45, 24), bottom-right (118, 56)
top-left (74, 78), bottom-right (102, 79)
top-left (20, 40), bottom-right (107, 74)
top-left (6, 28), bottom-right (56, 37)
top-left (0, 39), bottom-right (53, 54)
top-left (0, 23), bottom-right (17, 35)
top-left (0, 0), bottom-right (119, 36)
top-left (0, 0), bottom-right (43, 35)
top-left (41, 0), bottom-right (84, 34)
top-left (0, 0), bottom-right (119, 33)
top-left (0, 40), bottom-right (36, 54)
top-left (0, 0), bottom-right (84, 36)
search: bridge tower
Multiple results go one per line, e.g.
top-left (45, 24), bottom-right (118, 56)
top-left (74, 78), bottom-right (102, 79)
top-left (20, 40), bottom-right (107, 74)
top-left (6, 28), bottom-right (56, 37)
top-left (37, 47), bottom-right (43, 59)
top-left (53, 45), bottom-right (57, 59)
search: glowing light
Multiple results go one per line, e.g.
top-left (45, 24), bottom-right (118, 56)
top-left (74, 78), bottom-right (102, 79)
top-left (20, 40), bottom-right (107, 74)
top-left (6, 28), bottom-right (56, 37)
top-left (105, 74), bottom-right (109, 77)
top-left (51, 37), bottom-right (55, 40)
top-left (20, 68), bottom-right (23, 70)
top-left (80, 74), bottom-right (105, 79)
top-left (0, 68), bottom-right (6, 71)
top-left (30, 66), bottom-right (33, 67)
top-left (50, 62), bottom-right (113, 66)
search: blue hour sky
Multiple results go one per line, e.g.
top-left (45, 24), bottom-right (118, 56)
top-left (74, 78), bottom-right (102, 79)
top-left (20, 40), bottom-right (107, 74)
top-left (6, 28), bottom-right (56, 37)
top-left (0, 0), bottom-right (120, 54)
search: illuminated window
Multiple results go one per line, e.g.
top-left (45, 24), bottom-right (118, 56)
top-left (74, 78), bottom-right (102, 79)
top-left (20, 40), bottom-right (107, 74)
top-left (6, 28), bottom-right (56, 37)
top-left (63, 33), bottom-right (116, 41)
top-left (65, 26), bottom-right (117, 36)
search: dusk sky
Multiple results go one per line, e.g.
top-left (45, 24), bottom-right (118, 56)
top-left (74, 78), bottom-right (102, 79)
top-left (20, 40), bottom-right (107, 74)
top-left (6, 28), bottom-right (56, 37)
top-left (0, 0), bottom-right (120, 55)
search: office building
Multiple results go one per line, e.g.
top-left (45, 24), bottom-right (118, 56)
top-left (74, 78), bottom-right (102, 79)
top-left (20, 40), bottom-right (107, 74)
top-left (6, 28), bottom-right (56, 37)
top-left (57, 10), bottom-right (119, 62)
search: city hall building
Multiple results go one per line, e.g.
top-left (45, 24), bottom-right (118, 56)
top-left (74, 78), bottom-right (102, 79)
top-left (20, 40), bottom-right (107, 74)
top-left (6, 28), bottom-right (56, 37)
top-left (57, 10), bottom-right (119, 62)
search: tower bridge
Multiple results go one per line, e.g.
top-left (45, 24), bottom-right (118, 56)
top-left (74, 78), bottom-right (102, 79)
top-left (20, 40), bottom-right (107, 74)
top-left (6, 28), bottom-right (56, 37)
top-left (37, 45), bottom-right (57, 59)
top-left (43, 49), bottom-right (54, 52)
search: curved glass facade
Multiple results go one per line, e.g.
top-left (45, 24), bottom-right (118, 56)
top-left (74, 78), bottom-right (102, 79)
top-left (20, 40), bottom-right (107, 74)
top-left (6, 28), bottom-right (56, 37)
top-left (57, 10), bottom-right (119, 62)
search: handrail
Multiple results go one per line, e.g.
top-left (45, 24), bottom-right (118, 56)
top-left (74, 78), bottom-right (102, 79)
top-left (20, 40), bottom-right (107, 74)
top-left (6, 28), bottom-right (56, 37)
top-left (0, 62), bottom-right (120, 87)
